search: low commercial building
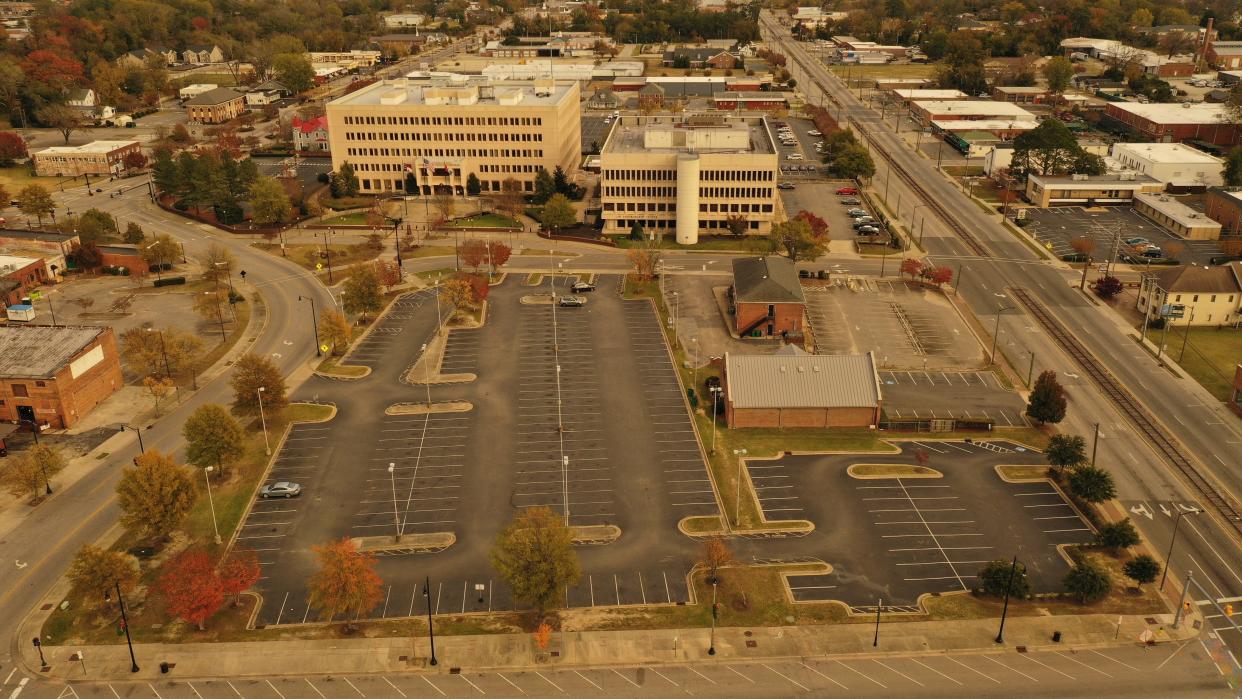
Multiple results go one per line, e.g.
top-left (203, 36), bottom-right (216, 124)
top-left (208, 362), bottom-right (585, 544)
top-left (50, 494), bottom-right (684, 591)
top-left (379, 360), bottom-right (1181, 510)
top-left (1107, 142), bottom-right (1223, 190)
top-left (874, 78), bottom-right (931, 90)
top-left (892, 89), bottom-right (967, 104)
top-left (1024, 172), bottom-right (1162, 207)
top-left (1136, 262), bottom-right (1242, 326)
top-left (326, 78), bottom-right (581, 196)
top-left (944, 130), bottom-right (1002, 158)
top-left (31, 141), bottom-right (142, 177)
top-left (184, 87), bottom-right (246, 124)
top-left (930, 118), bottom-right (1037, 139)
top-left (711, 92), bottom-right (789, 110)
top-left (383, 13), bottom-right (425, 28)
top-left (1204, 187), bottom-right (1242, 236)
top-left (309, 50), bottom-right (381, 69)
top-left (0, 325), bottom-right (123, 429)
top-left (1132, 192), bottom-right (1223, 240)
top-left (1103, 102), bottom-right (1242, 147)
top-left (723, 349), bottom-right (882, 429)
top-left (0, 254), bottom-right (47, 305)
top-left (731, 256), bottom-right (805, 339)
top-left (1207, 40), bottom-right (1242, 69)
top-left (991, 86), bottom-right (1052, 104)
top-left (1060, 37), bottom-right (1195, 77)
top-left (599, 115), bottom-right (778, 242)
top-left (911, 100), bottom-right (1036, 125)
top-left (661, 46), bottom-right (739, 69)
top-left (178, 83), bottom-right (218, 100)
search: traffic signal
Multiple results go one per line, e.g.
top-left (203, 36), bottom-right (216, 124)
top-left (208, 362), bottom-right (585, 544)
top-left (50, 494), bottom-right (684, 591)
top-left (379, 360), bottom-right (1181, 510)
top-left (1228, 604), bottom-right (1235, 617)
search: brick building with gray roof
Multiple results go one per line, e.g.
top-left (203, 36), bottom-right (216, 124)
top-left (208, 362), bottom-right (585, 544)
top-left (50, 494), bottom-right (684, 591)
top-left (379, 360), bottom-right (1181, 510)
top-left (723, 349), bottom-right (882, 428)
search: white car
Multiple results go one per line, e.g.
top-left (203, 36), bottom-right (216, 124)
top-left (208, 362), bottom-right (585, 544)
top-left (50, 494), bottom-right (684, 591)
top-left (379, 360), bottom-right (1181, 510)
top-left (808, 130), bottom-right (822, 136)
top-left (786, 153), bottom-right (804, 160)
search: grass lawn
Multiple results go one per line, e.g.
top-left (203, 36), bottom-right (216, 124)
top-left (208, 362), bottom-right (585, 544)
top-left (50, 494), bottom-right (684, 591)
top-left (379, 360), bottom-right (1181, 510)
top-left (0, 166), bottom-right (73, 192)
top-left (1141, 325), bottom-right (1242, 401)
top-left (450, 213), bottom-right (521, 228)
top-left (252, 242), bottom-right (381, 276)
top-left (320, 212), bottom-right (372, 226)
top-left (828, 64), bottom-right (938, 80)
top-left (608, 234), bottom-right (766, 252)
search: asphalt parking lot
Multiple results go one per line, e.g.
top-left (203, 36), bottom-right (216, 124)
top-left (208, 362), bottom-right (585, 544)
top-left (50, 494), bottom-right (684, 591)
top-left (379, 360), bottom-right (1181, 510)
top-left (764, 440), bottom-right (1094, 608)
top-left (879, 370), bottom-right (1029, 426)
top-left (1022, 206), bottom-right (1219, 266)
top-left (252, 157), bottom-right (332, 193)
top-left (248, 277), bottom-right (720, 625)
top-left (581, 115), bottom-right (614, 154)
top-left (803, 279), bottom-right (984, 369)
top-left (778, 180), bottom-right (863, 241)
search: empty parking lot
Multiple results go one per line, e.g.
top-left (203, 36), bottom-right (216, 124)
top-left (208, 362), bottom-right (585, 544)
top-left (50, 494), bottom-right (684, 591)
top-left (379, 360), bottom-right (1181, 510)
top-left (879, 369), bottom-right (1028, 426)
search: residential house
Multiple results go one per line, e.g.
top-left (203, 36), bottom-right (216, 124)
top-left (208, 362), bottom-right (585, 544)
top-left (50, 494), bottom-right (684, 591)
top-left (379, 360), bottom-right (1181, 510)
top-left (662, 46), bottom-right (739, 69)
top-left (182, 44), bottom-right (224, 65)
top-left (1136, 262), bottom-right (1242, 326)
top-left (66, 88), bottom-right (96, 113)
top-left (292, 115), bottom-right (329, 152)
top-left (731, 256), bottom-right (805, 339)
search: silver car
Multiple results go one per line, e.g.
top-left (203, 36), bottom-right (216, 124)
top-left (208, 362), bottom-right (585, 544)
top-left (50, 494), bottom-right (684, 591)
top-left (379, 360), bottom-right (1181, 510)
top-left (260, 481), bottom-right (302, 498)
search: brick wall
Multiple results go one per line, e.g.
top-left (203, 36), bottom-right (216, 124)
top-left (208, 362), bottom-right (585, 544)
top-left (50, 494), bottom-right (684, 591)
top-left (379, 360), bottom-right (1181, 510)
top-left (726, 404), bottom-right (878, 428)
top-left (0, 329), bottom-right (122, 428)
top-left (735, 301), bottom-right (804, 337)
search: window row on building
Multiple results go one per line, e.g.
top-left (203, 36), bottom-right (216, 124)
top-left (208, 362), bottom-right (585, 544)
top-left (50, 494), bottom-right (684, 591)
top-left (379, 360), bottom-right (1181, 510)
top-left (342, 131), bottom-right (545, 142)
top-left (610, 218), bottom-right (763, 230)
top-left (342, 115), bottom-right (544, 126)
top-left (603, 201), bottom-right (773, 213)
top-left (345, 148), bottom-right (545, 159)
top-left (601, 168), bottom-right (774, 182)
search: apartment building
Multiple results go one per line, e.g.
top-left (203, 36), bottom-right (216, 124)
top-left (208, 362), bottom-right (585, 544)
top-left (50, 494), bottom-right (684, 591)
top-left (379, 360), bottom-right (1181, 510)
top-left (326, 78), bottom-right (580, 195)
top-left (598, 115), bottom-right (779, 244)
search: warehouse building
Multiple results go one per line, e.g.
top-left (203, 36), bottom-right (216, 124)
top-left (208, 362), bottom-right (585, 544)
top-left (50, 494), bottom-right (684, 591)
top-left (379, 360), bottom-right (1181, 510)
top-left (326, 77), bottom-right (581, 195)
top-left (0, 325), bottom-right (123, 430)
top-left (723, 348), bottom-right (882, 428)
top-left (1103, 102), bottom-right (1242, 147)
top-left (1107, 142), bottom-right (1223, 190)
top-left (910, 100), bottom-right (1036, 125)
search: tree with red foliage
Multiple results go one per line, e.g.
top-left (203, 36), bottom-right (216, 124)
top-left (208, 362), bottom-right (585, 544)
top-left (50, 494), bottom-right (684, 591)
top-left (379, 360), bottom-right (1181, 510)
top-left (457, 272), bottom-right (489, 304)
top-left (122, 150), bottom-right (148, 172)
top-left (1094, 275), bottom-right (1124, 299)
top-left (68, 242), bottom-right (103, 270)
top-left (923, 265), bottom-right (954, 287)
top-left (374, 259), bottom-right (401, 288)
top-left (459, 239), bottom-right (487, 271)
top-left (0, 131), bottom-right (26, 165)
top-left (191, 16), bottom-right (211, 31)
top-left (158, 548), bottom-right (225, 631)
top-left (217, 548), bottom-right (261, 607)
top-left (307, 538), bottom-right (383, 632)
top-left (486, 241), bottom-right (512, 272)
top-left (900, 258), bottom-right (925, 279)
top-left (20, 50), bottom-right (83, 93)
top-left (794, 210), bottom-right (829, 239)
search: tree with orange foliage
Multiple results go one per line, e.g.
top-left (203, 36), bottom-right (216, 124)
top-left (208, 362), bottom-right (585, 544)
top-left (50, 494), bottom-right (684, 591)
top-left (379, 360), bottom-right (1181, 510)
top-left (459, 239), bottom-right (488, 271)
top-left (700, 537), bottom-right (733, 585)
top-left (218, 548), bottom-right (261, 607)
top-left (159, 548), bottom-right (225, 631)
top-left (486, 241), bottom-right (511, 273)
top-left (374, 259), bottom-right (401, 288)
top-left (307, 538), bottom-right (383, 631)
top-left (900, 258), bottom-right (925, 279)
top-left (793, 210), bottom-right (829, 239)
top-left (533, 621), bottom-right (553, 650)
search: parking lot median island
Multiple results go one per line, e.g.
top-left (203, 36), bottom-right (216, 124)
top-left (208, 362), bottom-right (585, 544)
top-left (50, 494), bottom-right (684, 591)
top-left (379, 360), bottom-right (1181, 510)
top-left (847, 463), bottom-right (943, 479)
top-left (402, 328), bottom-right (477, 385)
top-left (995, 464), bottom-right (1053, 482)
top-left (570, 524), bottom-right (621, 545)
top-left (678, 515), bottom-right (726, 537)
top-left (352, 532), bottom-right (455, 554)
top-left (520, 293), bottom-right (555, 304)
top-left (385, 400), bottom-right (473, 415)
top-left (313, 355), bottom-right (371, 379)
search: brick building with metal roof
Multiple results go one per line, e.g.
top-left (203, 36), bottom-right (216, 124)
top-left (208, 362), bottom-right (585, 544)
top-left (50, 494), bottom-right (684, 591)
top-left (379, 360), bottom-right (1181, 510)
top-left (0, 325), bottom-right (123, 429)
top-left (723, 348), bottom-right (883, 428)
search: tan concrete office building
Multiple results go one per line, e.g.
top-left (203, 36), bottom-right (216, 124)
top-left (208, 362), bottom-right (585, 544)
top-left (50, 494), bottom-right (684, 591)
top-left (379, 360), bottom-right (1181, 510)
top-left (599, 115), bottom-right (779, 244)
top-left (326, 78), bottom-right (581, 195)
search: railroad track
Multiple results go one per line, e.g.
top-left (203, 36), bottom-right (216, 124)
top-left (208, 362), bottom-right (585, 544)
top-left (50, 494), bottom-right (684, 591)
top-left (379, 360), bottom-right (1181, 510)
top-left (1010, 287), bottom-right (1242, 538)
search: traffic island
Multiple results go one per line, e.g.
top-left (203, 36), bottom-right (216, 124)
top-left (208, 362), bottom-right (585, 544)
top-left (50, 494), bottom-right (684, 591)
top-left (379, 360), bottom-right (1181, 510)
top-left (520, 294), bottom-right (557, 305)
top-left (385, 401), bottom-right (473, 416)
top-left (352, 532), bottom-right (456, 554)
top-left (403, 328), bottom-right (477, 385)
top-left (570, 524), bottom-right (621, 545)
top-left (847, 463), bottom-right (943, 479)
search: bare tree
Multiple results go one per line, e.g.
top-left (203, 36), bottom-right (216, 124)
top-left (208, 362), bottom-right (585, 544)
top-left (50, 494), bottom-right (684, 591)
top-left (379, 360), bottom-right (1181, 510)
top-left (1071, 236), bottom-right (1097, 290)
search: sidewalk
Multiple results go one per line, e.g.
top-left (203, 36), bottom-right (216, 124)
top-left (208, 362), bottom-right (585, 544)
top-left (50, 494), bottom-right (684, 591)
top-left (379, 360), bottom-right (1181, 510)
top-left (22, 610), bottom-right (1198, 682)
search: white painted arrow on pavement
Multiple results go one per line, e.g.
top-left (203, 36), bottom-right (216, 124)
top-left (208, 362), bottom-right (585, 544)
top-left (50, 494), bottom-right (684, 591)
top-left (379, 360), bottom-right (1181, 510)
top-left (1159, 503), bottom-right (1173, 517)
top-left (1130, 503), bottom-right (1153, 520)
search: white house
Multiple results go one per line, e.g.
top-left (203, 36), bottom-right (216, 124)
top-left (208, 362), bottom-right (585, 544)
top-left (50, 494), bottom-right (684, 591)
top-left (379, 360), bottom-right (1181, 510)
top-left (384, 13), bottom-right (425, 27)
top-left (178, 83), bottom-right (218, 100)
top-left (1107, 142), bottom-right (1224, 190)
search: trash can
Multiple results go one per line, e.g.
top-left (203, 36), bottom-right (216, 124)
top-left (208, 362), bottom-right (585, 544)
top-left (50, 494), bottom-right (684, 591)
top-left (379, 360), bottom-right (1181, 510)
top-left (160, 662), bottom-right (170, 674)
top-left (1052, 631), bottom-right (1062, 643)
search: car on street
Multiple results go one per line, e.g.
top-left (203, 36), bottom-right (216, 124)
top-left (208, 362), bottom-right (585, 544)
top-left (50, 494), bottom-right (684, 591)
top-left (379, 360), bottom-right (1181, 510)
top-left (808, 129), bottom-right (822, 136)
top-left (786, 153), bottom-right (804, 160)
top-left (1140, 247), bottom-right (1164, 258)
top-left (558, 295), bottom-right (587, 307)
top-left (777, 182), bottom-right (796, 189)
top-left (571, 281), bottom-right (596, 292)
top-left (836, 186), bottom-right (858, 195)
top-left (261, 481), bottom-right (302, 498)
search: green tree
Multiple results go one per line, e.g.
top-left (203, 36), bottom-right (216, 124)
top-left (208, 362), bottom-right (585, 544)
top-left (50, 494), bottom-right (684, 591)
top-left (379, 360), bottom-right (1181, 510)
top-left (331, 162), bottom-right (360, 198)
top-left (1063, 559), bottom-right (1111, 603)
top-left (541, 193), bottom-right (576, 231)
top-left (533, 167), bottom-right (555, 204)
top-left (1042, 56), bottom-right (1074, 94)
top-left (491, 506), bottom-right (581, 614)
top-left (934, 31), bottom-right (989, 95)
top-left (629, 221), bottom-right (645, 241)
top-left (1045, 434), bottom-right (1087, 471)
top-left (123, 222), bottom-right (145, 244)
top-left (768, 218), bottom-right (825, 262)
top-left (1012, 119), bottom-right (1081, 177)
top-left (828, 143), bottom-right (876, 179)
top-left (1095, 519), bottom-right (1141, 551)
top-left (1068, 465), bottom-right (1117, 503)
top-left (1224, 147), bottom-right (1242, 187)
top-left (272, 53), bottom-right (315, 93)
top-left (152, 149), bottom-right (180, 196)
top-left (342, 263), bottom-right (383, 319)
top-left (142, 233), bottom-right (180, 268)
top-left (67, 544), bottom-right (139, 610)
top-left (17, 184), bottom-right (54, 225)
top-left (183, 404), bottom-right (245, 476)
top-left (249, 176), bottom-right (292, 225)
top-left (115, 450), bottom-right (196, 541)
top-left (977, 559), bottom-right (1030, 598)
top-left (466, 172), bottom-right (481, 196)
top-left (1123, 555), bottom-right (1160, 587)
top-left (725, 214), bottom-right (748, 237)
top-left (229, 352), bottom-right (288, 417)
top-left (37, 104), bottom-right (85, 144)
top-left (1025, 370), bottom-right (1067, 424)
top-left (552, 165), bottom-right (572, 195)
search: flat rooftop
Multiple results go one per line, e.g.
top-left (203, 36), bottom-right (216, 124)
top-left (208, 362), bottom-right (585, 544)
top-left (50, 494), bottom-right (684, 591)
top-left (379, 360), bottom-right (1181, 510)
top-left (605, 116), bottom-right (774, 155)
top-left (1030, 172), bottom-right (1160, 186)
top-left (1134, 192), bottom-right (1223, 229)
top-left (1109, 102), bottom-right (1230, 124)
top-left (893, 89), bottom-right (967, 99)
top-left (0, 254), bottom-right (38, 270)
top-left (914, 100), bottom-right (1036, 119)
top-left (0, 325), bottom-right (106, 378)
top-left (35, 141), bottom-right (137, 155)
top-left (329, 78), bottom-right (575, 107)
top-left (1112, 142), bottom-right (1223, 164)
top-left (930, 119), bottom-right (1038, 131)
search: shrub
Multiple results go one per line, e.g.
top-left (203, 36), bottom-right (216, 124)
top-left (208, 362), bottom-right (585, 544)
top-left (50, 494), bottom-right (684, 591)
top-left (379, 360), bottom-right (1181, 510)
top-left (153, 276), bottom-right (187, 288)
top-left (1063, 559), bottom-right (1111, 603)
top-left (977, 559), bottom-right (1030, 598)
top-left (1095, 519), bottom-right (1141, 551)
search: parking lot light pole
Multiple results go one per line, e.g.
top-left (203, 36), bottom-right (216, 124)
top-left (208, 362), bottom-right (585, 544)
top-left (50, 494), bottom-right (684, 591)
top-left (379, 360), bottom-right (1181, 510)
top-left (421, 343), bottom-right (431, 408)
top-left (995, 556), bottom-right (1020, 644)
top-left (708, 573), bottom-right (718, 655)
top-left (691, 337), bottom-right (699, 389)
top-left (1091, 422), bottom-right (1101, 465)
top-left (387, 463), bottom-right (402, 543)
top-left (146, 327), bottom-right (172, 380)
top-left (710, 386), bottom-right (722, 454)
top-left (873, 599), bottom-right (882, 647)
top-left (104, 581), bottom-right (139, 673)
top-left (424, 576), bottom-right (438, 666)
top-left (204, 466), bottom-right (221, 544)
top-left (257, 387), bottom-right (271, 456)
top-left (990, 305), bottom-right (1014, 365)
top-left (297, 295), bottom-right (320, 357)
top-left (1160, 508), bottom-right (1199, 591)
top-left (732, 448), bottom-right (747, 527)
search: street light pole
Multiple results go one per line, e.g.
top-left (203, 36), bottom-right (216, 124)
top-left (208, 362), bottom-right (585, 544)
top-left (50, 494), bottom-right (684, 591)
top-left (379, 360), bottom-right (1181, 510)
top-left (1160, 509), bottom-right (1199, 590)
top-left (424, 576), bottom-right (438, 666)
top-left (388, 463), bottom-right (402, 543)
top-left (204, 466), bottom-right (221, 544)
top-left (105, 580), bottom-right (139, 673)
top-left (119, 423), bottom-right (144, 453)
top-left (148, 327), bottom-right (172, 380)
top-left (710, 386), bottom-right (722, 454)
top-left (995, 556), bottom-right (1020, 644)
top-left (708, 574), bottom-right (718, 655)
top-left (1091, 422), bottom-right (1101, 465)
top-left (298, 295), bottom-right (321, 356)
top-left (990, 305), bottom-right (1013, 365)
top-left (257, 387), bottom-right (271, 455)
top-left (873, 598), bottom-right (881, 647)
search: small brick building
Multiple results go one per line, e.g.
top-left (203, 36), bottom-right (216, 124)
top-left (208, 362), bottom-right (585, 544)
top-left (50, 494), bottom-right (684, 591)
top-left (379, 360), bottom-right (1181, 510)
top-left (184, 87), bottom-right (246, 124)
top-left (732, 256), bottom-right (805, 339)
top-left (0, 325), bottom-right (123, 429)
top-left (0, 254), bottom-right (49, 305)
top-left (724, 348), bottom-right (883, 428)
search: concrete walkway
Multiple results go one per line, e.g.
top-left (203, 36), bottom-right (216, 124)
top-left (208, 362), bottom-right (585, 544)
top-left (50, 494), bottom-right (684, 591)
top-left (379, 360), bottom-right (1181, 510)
top-left (22, 610), bottom-right (1199, 682)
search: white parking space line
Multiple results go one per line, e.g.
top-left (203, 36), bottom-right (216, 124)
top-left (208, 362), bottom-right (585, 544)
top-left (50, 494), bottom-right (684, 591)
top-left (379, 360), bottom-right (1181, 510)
top-left (834, 660), bottom-right (886, 688)
top-left (382, 677), bottom-right (407, 697)
top-left (265, 679), bottom-right (286, 698)
top-left (342, 677), bottom-right (366, 696)
top-left (495, 674), bottom-right (525, 695)
top-left (874, 659), bottom-right (923, 686)
top-left (611, 669), bottom-right (641, 688)
top-left (944, 656), bottom-right (1000, 684)
top-left (985, 655), bottom-right (1038, 681)
top-left (458, 674), bottom-right (486, 694)
top-left (725, 666), bottom-right (756, 683)
top-left (1020, 653), bottom-right (1074, 679)
top-left (1055, 651), bottom-right (1111, 677)
top-left (1087, 649), bottom-right (1140, 672)
top-left (686, 666), bottom-right (717, 685)
top-left (801, 662), bottom-right (847, 689)
top-left (911, 658), bottom-right (962, 685)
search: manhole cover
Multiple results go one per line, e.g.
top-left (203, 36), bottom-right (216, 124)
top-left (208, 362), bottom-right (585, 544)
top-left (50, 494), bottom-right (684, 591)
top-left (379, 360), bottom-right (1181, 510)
top-left (1145, 617), bottom-right (1158, 625)
top-left (746, 640), bottom-right (757, 648)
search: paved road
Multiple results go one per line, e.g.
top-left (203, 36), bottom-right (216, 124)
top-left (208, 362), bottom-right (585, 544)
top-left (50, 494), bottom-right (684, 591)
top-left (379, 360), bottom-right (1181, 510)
top-left (0, 642), bottom-right (1231, 698)
top-left (760, 10), bottom-right (1242, 659)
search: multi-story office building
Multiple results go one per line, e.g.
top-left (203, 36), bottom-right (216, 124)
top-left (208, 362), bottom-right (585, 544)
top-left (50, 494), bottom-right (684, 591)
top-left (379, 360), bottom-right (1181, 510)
top-left (325, 78), bottom-right (581, 195)
top-left (599, 115), bottom-right (779, 244)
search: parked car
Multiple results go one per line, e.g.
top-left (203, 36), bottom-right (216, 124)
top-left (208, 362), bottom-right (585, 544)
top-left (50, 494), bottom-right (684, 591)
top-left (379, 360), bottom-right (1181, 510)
top-left (839, 197), bottom-right (861, 205)
top-left (558, 295), bottom-right (587, 307)
top-left (786, 153), bottom-right (804, 160)
top-left (261, 481), bottom-right (302, 498)
top-left (1140, 247), bottom-right (1164, 258)
top-left (836, 186), bottom-right (858, 195)
top-left (777, 182), bottom-right (796, 190)
top-left (571, 281), bottom-right (596, 292)
top-left (808, 129), bottom-right (822, 136)
top-left (1123, 237), bottom-right (1150, 246)
top-left (847, 208), bottom-right (868, 217)
top-left (853, 219), bottom-right (877, 230)
top-left (856, 225), bottom-right (881, 235)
